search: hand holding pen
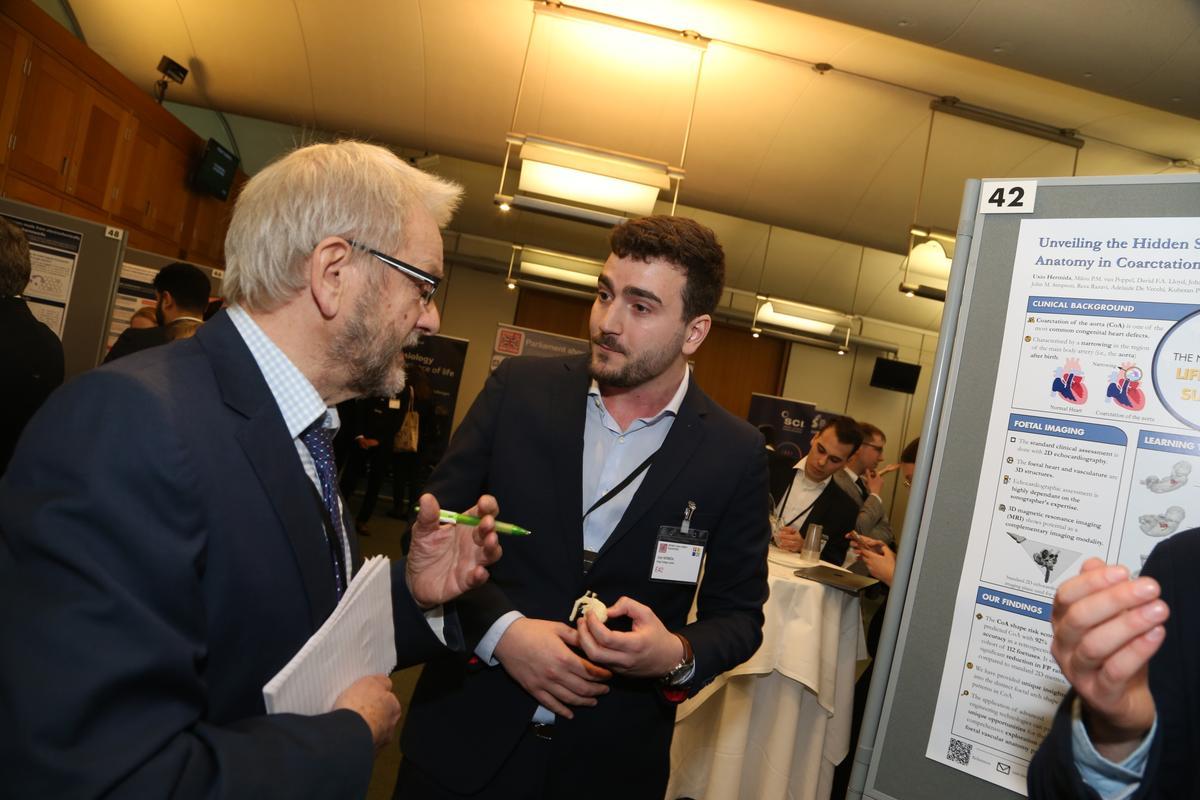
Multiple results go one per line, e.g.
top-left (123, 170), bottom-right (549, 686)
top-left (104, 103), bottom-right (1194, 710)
top-left (405, 493), bottom-right (504, 608)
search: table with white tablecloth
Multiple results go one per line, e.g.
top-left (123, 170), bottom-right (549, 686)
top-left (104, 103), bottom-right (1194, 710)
top-left (666, 550), bottom-right (867, 800)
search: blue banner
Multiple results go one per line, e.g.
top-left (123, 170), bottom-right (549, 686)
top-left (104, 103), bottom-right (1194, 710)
top-left (975, 587), bottom-right (1052, 621)
top-left (1007, 414), bottom-right (1127, 446)
top-left (405, 334), bottom-right (469, 470)
top-left (747, 393), bottom-right (817, 462)
top-left (1137, 430), bottom-right (1200, 455)
top-left (1026, 296), bottom-right (1198, 321)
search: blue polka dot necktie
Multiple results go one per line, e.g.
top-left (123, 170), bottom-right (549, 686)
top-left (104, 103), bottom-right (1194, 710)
top-left (300, 421), bottom-right (347, 599)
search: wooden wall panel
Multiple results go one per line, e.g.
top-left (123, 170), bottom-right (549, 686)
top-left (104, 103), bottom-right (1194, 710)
top-left (513, 287), bottom-right (591, 341)
top-left (513, 287), bottom-right (786, 419)
top-left (690, 321), bottom-right (786, 419)
top-left (0, 1), bottom-right (246, 266)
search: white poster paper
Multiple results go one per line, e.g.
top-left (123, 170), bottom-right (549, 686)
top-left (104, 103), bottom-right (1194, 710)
top-left (106, 263), bottom-right (160, 347)
top-left (4, 214), bottom-right (82, 338)
top-left (926, 216), bottom-right (1200, 792)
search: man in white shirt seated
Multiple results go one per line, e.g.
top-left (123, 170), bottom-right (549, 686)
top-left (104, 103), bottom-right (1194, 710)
top-left (768, 416), bottom-right (863, 565)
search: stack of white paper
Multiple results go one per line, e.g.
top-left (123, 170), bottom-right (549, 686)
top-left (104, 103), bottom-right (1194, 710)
top-left (263, 555), bottom-right (396, 715)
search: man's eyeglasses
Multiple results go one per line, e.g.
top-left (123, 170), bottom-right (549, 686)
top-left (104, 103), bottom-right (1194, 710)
top-left (346, 239), bottom-right (440, 306)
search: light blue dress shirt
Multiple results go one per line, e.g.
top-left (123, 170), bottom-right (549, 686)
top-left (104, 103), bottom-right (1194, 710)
top-left (227, 305), bottom-right (351, 575)
top-left (1071, 696), bottom-right (1155, 799)
top-left (226, 305), bottom-right (446, 639)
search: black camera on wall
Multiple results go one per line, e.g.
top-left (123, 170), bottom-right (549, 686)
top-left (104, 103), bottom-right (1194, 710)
top-left (153, 55), bottom-right (188, 104)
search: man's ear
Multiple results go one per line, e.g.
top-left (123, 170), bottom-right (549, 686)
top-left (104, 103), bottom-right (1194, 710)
top-left (159, 290), bottom-right (176, 313)
top-left (681, 314), bottom-right (712, 356)
top-left (309, 237), bottom-right (356, 319)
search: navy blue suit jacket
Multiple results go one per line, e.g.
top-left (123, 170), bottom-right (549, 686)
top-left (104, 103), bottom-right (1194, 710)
top-left (1028, 528), bottom-right (1200, 799)
top-left (0, 311), bottom-right (452, 799)
top-left (398, 354), bottom-right (771, 798)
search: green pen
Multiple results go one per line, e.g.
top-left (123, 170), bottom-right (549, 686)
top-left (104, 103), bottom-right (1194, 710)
top-left (414, 507), bottom-right (532, 536)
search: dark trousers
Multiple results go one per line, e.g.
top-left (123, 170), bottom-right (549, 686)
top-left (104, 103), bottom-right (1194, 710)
top-left (394, 726), bottom-right (550, 800)
top-left (394, 722), bottom-right (669, 800)
top-left (339, 444), bottom-right (390, 523)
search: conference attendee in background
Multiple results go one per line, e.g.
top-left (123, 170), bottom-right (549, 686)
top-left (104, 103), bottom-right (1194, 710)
top-left (834, 421), bottom-right (895, 547)
top-left (0, 140), bottom-right (503, 799)
top-left (1029, 532), bottom-right (1197, 797)
top-left (395, 215), bottom-right (771, 800)
top-left (103, 261), bottom-right (211, 362)
top-left (770, 416), bottom-right (863, 565)
top-left (831, 436), bottom-right (919, 800)
top-left (340, 389), bottom-right (410, 535)
top-left (128, 305), bottom-right (159, 329)
top-left (390, 370), bottom-right (425, 518)
top-left (0, 219), bottom-right (63, 478)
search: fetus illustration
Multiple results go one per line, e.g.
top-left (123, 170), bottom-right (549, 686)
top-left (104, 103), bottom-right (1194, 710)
top-left (1106, 362), bottom-right (1146, 411)
top-left (1006, 532), bottom-right (1081, 583)
top-left (1138, 506), bottom-right (1186, 537)
top-left (1142, 461), bottom-right (1192, 494)
top-left (1051, 358), bottom-right (1087, 405)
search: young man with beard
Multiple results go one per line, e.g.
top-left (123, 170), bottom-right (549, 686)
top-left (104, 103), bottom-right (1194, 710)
top-left (0, 141), bottom-right (503, 798)
top-left (395, 215), bottom-right (772, 800)
top-left (103, 261), bottom-right (212, 362)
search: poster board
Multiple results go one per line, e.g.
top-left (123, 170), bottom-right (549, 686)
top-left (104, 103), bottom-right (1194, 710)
top-left (853, 174), bottom-right (1200, 800)
top-left (103, 249), bottom-right (225, 350)
top-left (0, 198), bottom-right (126, 378)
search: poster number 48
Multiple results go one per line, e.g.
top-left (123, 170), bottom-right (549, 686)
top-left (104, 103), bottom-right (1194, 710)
top-left (979, 180), bottom-right (1037, 214)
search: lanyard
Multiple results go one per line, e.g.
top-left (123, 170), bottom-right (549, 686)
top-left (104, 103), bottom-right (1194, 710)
top-left (583, 451), bottom-right (656, 520)
top-left (776, 472), bottom-right (821, 528)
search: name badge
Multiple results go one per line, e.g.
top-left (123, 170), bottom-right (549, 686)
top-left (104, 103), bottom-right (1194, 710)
top-left (388, 398), bottom-right (401, 409)
top-left (651, 525), bottom-right (707, 584)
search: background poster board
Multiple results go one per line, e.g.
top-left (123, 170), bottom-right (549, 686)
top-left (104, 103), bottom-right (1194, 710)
top-left (106, 262), bottom-right (158, 347)
top-left (854, 175), bottom-right (1200, 800)
top-left (490, 322), bottom-right (588, 371)
top-left (4, 212), bottom-right (82, 337)
top-left (0, 198), bottom-right (126, 378)
top-left (106, 249), bottom-right (225, 350)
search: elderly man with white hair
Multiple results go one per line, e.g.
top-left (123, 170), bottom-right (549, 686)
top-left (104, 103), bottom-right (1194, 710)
top-left (0, 141), bottom-right (502, 799)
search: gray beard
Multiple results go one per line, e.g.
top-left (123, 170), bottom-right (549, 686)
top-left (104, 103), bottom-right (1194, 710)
top-left (327, 300), bottom-right (418, 398)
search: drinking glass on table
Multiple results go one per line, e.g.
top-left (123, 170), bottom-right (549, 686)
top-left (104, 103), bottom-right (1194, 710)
top-left (798, 523), bottom-right (823, 565)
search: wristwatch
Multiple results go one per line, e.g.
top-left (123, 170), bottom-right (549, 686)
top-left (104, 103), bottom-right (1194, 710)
top-left (660, 633), bottom-right (695, 686)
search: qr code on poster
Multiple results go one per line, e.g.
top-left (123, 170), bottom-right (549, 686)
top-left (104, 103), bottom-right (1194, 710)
top-left (947, 738), bottom-right (972, 765)
top-left (496, 328), bottom-right (525, 355)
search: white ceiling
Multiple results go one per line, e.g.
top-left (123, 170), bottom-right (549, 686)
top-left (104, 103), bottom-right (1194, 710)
top-left (62, 0), bottom-right (1200, 333)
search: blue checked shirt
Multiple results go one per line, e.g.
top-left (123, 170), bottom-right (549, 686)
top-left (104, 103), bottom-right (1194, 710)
top-left (227, 305), bottom-right (352, 579)
top-left (227, 306), bottom-right (447, 641)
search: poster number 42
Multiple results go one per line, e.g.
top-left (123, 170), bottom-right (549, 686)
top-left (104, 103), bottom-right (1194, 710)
top-left (980, 180), bottom-right (1037, 214)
